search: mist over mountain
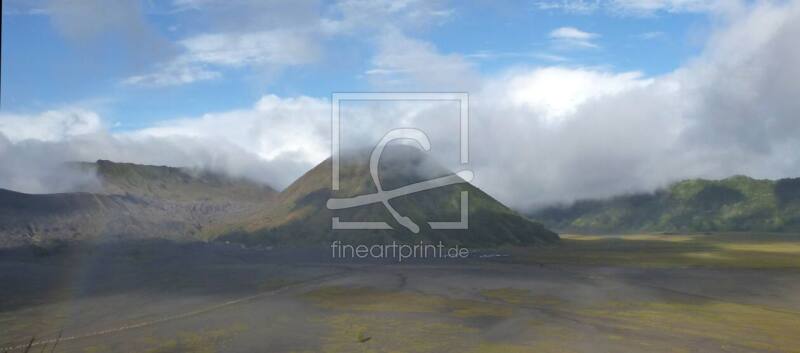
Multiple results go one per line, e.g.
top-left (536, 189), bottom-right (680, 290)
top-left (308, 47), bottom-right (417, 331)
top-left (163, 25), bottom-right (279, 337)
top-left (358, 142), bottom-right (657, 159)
top-left (530, 176), bottom-right (800, 233)
top-left (0, 148), bottom-right (557, 248)
top-left (222, 146), bottom-right (558, 247)
top-left (0, 160), bottom-right (277, 248)
top-left (4, 2), bottom-right (800, 212)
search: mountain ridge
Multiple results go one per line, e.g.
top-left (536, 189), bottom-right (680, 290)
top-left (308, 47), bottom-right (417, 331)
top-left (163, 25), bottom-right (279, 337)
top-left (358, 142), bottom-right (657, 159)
top-left (222, 146), bottom-right (558, 246)
top-left (529, 175), bottom-right (800, 233)
top-left (0, 160), bottom-right (278, 248)
top-left (0, 149), bottom-right (558, 248)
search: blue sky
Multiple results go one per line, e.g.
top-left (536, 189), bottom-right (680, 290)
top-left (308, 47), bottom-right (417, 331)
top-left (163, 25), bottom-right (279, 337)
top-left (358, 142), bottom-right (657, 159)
top-left (2, 0), bottom-right (711, 129)
top-left (2, 0), bottom-right (800, 209)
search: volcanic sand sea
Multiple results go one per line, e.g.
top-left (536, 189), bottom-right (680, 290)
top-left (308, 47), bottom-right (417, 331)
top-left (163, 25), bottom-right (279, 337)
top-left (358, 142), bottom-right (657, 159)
top-left (2, 234), bottom-right (800, 352)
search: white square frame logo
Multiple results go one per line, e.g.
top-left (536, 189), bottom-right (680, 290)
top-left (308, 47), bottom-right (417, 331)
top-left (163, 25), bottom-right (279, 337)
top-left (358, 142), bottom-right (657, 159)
top-left (329, 92), bottom-right (470, 232)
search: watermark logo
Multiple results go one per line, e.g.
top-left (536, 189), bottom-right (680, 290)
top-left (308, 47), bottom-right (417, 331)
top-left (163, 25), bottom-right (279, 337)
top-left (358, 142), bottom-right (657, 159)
top-left (326, 93), bottom-right (471, 233)
top-left (331, 241), bottom-right (470, 262)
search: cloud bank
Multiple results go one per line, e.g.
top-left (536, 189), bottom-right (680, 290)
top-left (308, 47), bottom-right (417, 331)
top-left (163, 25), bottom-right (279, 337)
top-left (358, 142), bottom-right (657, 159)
top-left (3, 1), bottom-right (800, 212)
top-left (536, 0), bottom-right (723, 16)
top-left (549, 27), bottom-right (601, 48)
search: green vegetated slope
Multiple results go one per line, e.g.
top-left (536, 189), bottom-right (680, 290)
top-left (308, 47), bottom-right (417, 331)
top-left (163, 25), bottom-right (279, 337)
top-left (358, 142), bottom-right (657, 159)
top-left (89, 160), bottom-right (276, 203)
top-left (0, 160), bottom-right (277, 247)
top-left (530, 176), bottom-right (800, 233)
top-left (0, 149), bottom-right (557, 248)
top-left (221, 146), bottom-right (558, 247)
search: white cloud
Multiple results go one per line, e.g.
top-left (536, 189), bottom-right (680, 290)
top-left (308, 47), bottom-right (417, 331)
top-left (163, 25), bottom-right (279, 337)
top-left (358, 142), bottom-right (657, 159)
top-left (484, 67), bottom-right (652, 123)
top-left (465, 51), bottom-right (570, 63)
top-left (171, 0), bottom-right (213, 11)
top-left (179, 30), bottom-right (319, 67)
top-left (0, 95), bottom-right (331, 193)
top-left (636, 31), bottom-right (666, 40)
top-left (366, 30), bottom-right (479, 90)
top-left (122, 63), bottom-right (221, 87)
top-left (610, 0), bottom-right (718, 15)
top-left (535, 0), bottom-right (601, 14)
top-left (46, 0), bottom-right (152, 41)
top-left (124, 30), bottom-right (319, 86)
top-left (550, 27), bottom-right (598, 41)
top-left (44, 0), bottom-right (174, 66)
top-left (536, 0), bottom-right (721, 15)
top-left (125, 0), bottom-right (454, 87)
top-left (0, 108), bottom-right (106, 193)
top-left (323, 0), bottom-right (453, 34)
top-left (482, 0), bottom-right (800, 208)
top-left (132, 94), bottom-right (330, 164)
top-left (5, 0), bottom-right (800, 214)
top-left (549, 27), bottom-right (600, 49)
top-left (0, 108), bottom-right (103, 143)
top-left (675, 0), bottom-right (800, 154)
top-left (358, 0), bottom-right (800, 209)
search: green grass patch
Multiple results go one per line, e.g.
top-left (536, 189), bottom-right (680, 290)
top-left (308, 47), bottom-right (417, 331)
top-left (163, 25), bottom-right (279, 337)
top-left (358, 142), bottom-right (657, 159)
top-left (317, 313), bottom-right (477, 353)
top-left (481, 288), bottom-right (563, 306)
top-left (139, 324), bottom-right (247, 353)
top-left (305, 286), bottom-right (512, 318)
top-left (582, 300), bottom-right (800, 352)
top-left (510, 233), bottom-right (800, 268)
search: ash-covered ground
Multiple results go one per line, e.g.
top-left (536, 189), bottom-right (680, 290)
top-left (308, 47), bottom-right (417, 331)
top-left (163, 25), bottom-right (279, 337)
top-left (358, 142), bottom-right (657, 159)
top-left (2, 235), bottom-right (800, 353)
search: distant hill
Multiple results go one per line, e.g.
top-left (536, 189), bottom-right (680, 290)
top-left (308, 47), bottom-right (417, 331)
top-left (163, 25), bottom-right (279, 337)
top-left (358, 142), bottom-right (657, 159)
top-left (222, 146), bottom-right (558, 247)
top-left (529, 176), bottom-right (800, 233)
top-left (0, 160), bottom-right (277, 247)
top-left (0, 151), bottom-right (558, 248)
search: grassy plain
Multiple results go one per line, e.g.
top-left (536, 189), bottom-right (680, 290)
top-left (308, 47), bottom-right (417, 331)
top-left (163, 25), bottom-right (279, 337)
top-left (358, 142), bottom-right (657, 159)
top-left (2, 235), bottom-right (800, 352)
top-left (509, 232), bottom-right (800, 268)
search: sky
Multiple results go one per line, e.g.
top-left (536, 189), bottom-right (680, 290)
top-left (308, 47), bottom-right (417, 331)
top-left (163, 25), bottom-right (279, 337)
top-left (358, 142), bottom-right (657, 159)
top-left (1, 0), bottom-right (800, 210)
